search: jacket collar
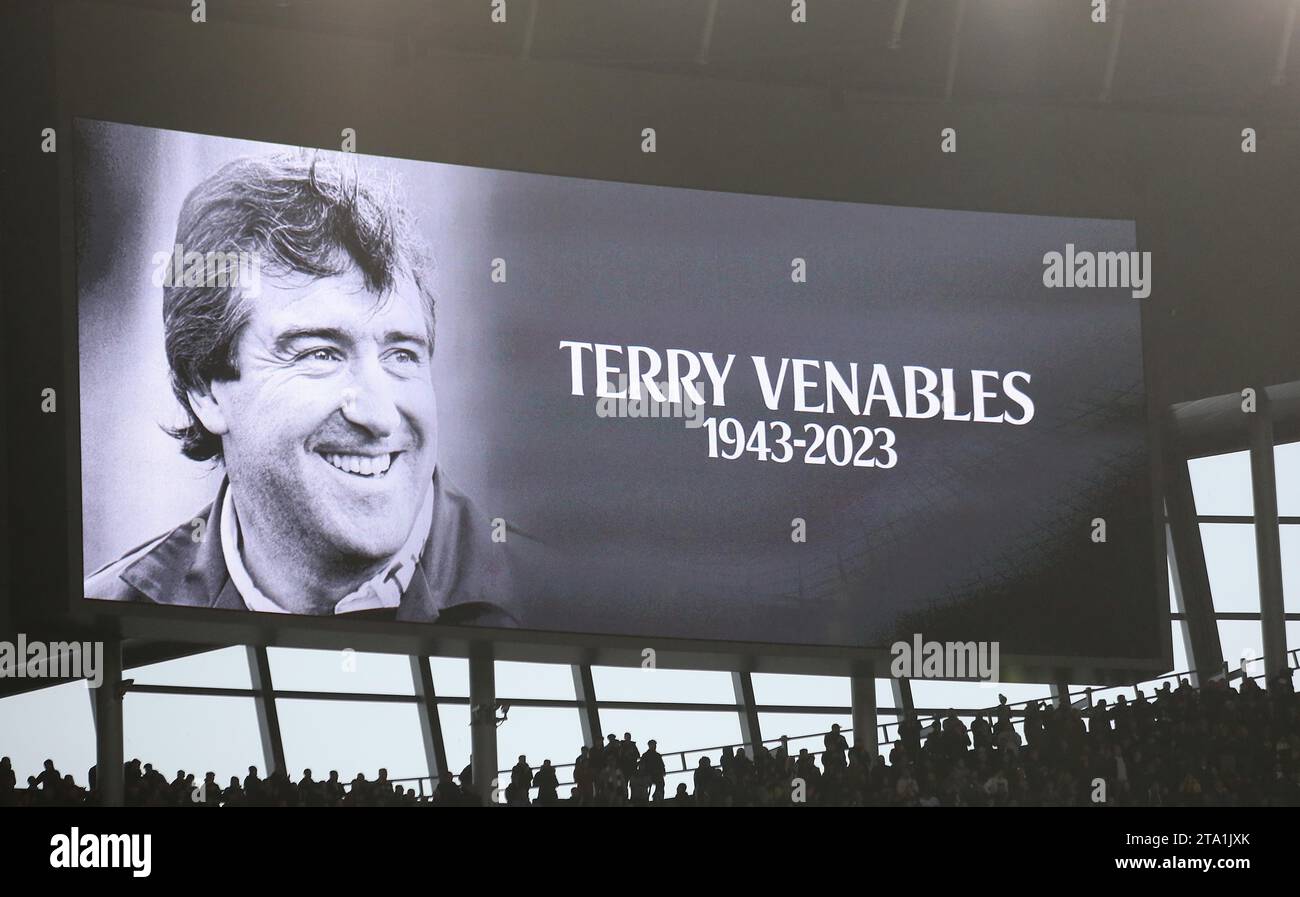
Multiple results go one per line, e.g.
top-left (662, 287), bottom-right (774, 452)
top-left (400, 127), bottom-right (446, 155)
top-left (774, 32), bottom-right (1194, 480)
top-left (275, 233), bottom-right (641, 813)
top-left (121, 489), bottom-right (243, 610)
top-left (119, 472), bottom-right (477, 619)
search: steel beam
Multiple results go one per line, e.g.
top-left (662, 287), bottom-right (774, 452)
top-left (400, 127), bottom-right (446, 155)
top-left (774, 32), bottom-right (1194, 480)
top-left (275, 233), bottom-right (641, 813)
top-left (1165, 441), bottom-right (1225, 680)
top-left (246, 645), bottom-right (286, 776)
top-left (468, 643), bottom-right (499, 803)
top-left (571, 663), bottom-right (602, 747)
top-left (731, 671), bottom-right (762, 754)
top-left (92, 639), bottom-right (124, 806)
top-left (850, 666), bottom-right (877, 751)
top-left (410, 655), bottom-right (448, 785)
top-left (1249, 391), bottom-right (1288, 688)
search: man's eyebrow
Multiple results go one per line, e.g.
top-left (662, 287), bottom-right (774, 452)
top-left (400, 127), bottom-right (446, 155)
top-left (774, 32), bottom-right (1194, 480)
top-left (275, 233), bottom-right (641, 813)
top-left (273, 327), bottom-right (353, 352)
top-left (383, 330), bottom-right (431, 350)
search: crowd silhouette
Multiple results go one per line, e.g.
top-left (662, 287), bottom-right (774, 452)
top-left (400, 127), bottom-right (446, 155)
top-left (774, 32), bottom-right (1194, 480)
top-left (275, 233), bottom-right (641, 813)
top-left (4, 671), bottom-right (1297, 807)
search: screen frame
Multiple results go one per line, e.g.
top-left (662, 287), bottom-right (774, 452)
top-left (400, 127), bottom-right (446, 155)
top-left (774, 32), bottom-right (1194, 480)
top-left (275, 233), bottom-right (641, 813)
top-left (57, 112), bottom-right (1173, 685)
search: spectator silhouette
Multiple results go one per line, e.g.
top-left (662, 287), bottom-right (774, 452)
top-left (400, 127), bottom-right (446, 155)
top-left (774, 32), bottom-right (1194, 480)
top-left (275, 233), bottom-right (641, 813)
top-left (435, 769), bottom-right (463, 805)
top-left (36, 759), bottom-right (61, 792)
top-left (3, 671), bottom-right (1295, 808)
top-left (0, 757), bottom-right (15, 807)
top-left (824, 724), bottom-right (849, 769)
top-left (693, 756), bottom-right (719, 805)
top-left (509, 755), bottom-right (532, 806)
top-left (533, 759), bottom-right (559, 804)
top-left (244, 766), bottom-right (264, 805)
top-left (224, 776), bottom-right (244, 807)
top-left (641, 739), bottom-right (667, 801)
top-left (618, 733), bottom-right (640, 799)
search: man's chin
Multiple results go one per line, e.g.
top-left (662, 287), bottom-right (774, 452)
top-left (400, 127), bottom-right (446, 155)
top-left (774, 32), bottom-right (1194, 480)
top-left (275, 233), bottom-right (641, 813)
top-left (306, 511), bottom-right (408, 565)
top-left (296, 467), bottom-right (432, 562)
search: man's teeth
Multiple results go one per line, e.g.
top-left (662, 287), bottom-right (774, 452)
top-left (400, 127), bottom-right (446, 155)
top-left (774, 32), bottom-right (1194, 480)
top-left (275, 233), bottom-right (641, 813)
top-left (324, 453), bottom-right (393, 476)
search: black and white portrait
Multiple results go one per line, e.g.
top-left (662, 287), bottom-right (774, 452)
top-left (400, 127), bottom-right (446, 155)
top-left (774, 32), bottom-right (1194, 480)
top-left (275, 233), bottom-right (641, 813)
top-left (76, 119), bottom-right (1156, 656)
top-left (78, 121), bottom-right (518, 625)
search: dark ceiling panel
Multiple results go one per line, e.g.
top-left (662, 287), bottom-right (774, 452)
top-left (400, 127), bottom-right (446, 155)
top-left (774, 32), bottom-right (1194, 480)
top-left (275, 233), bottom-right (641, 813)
top-left (1115, 0), bottom-right (1292, 108)
top-left (529, 0), bottom-right (707, 65)
top-left (957, 0), bottom-right (1113, 102)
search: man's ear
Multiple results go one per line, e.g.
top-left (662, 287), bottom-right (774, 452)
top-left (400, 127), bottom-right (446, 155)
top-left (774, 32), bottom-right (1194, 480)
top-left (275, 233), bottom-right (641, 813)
top-left (187, 383), bottom-right (231, 438)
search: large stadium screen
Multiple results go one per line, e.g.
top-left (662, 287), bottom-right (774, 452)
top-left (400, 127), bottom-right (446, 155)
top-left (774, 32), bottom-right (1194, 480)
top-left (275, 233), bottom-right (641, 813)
top-left (75, 118), bottom-right (1158, 659)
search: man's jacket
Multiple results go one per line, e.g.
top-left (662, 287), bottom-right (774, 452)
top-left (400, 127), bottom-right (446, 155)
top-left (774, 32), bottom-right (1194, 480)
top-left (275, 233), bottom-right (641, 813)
top-left (83, 471), bottom-right (520, 626)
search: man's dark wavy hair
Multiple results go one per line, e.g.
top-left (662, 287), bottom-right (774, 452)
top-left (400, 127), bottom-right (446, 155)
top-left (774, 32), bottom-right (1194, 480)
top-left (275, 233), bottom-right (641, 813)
top-left (162, 151), bottom-right (434, 462)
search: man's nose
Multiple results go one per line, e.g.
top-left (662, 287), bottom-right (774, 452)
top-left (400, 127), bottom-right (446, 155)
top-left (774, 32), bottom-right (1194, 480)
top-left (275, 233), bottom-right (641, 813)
top-left (340, 356), bottom-right (400, 438)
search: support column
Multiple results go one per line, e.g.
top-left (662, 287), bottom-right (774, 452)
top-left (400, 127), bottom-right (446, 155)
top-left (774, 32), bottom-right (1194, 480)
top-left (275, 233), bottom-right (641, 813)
top-left (571, 663), bottom-right (601, 747)
top-left (1249, 391), bottom-right (1288, 689)
top-left (891, 677), bottom-right (915, 721)
top-left (1050, 677), bottom-right (1071, 709)
top-left (850, 666), bottom-right (877, 751)
top-left (1166, 442), bottom-right (1224, 681)
top-left (469, 644), bottom-right (498, 804)
top-left (410, 655), bottom-right (448, 787)
top-left (93, 638), bottom-right (124, 806)
top-left (731, 671), bottom-right (762, 755)
top-left (890, 676), bottom-right (917, 748)
top-left (246, 646), bottom-right (285, 775)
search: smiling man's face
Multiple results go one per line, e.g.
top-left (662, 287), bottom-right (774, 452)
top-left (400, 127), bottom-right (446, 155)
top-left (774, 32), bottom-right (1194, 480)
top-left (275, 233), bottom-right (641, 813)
top-left (196, 267), bottom-right (437, 566)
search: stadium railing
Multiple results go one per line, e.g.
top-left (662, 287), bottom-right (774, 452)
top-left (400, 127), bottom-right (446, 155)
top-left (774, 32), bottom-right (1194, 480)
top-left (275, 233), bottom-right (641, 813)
top-left (381, 648), bottom-right (1299, 799)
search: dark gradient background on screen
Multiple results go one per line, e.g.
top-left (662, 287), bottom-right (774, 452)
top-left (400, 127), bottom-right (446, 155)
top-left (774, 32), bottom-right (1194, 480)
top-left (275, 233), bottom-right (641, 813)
top-left (75, 119), bottom-right (1156, 658)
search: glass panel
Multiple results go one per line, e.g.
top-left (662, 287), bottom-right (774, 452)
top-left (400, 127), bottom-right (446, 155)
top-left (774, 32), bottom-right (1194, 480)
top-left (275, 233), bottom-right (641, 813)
top-left (1217, 620), bottom-right (1265, 685)
top-left (876, 714), bottom-right (906, 747)
top-left (1276, 441), bottom-right (1300, 516)
top-left (758, 711), bottom-right (854, 756)
top-left (1281, 525), bottom-right (1300, 613)
top-left (749, 673), bottom-right (850, 707)
top-left (590, 666), bottom-right (735, 704)
top-left (594, 709), bottom-right (742, 777)
top-left (131, 646), bottom-right (252, 688)
top-left (495, 661), bottom-right (576, 700)
top-left (875, 679), bottom-right (896, 709)
top-left (664, 769), bottom-right (696, 799)
top-left (495, 707), bottom-right (584, 801)
top-left (438, 704), bottom-right (472, 785)
top-left (123, 694), bottom-right (262, 789)
top-left (276, 699), bottom-right (427, 792)
top-left (908, 680), bottom-right (1050, 712)
top-left (0, 680), bottom-right (96, 790)
top-left (266, 648), bottom-right (414, 695)
top-left (1200, 523), bottom-right (1261, 612)
top-left (1188, 451), bottom-right (1253, 516)
top-left (429, 656), bottom-right (469, 697)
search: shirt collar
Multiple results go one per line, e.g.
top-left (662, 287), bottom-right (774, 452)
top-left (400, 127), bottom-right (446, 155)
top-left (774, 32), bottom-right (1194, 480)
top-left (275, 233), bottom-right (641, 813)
top-left (218, 478), bottom-right (436, 615)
